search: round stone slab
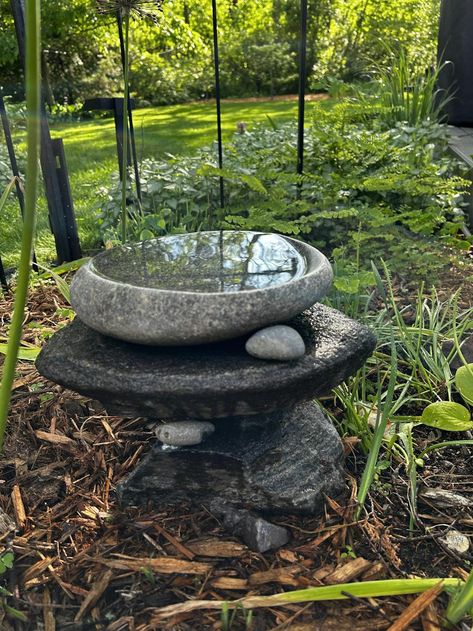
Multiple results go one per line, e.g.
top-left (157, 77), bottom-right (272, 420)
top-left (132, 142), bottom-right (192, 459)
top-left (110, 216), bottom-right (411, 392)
top-left (36, 304), bottom-right (376, 420)
top-left (70, 231), bottom-right (333, 345)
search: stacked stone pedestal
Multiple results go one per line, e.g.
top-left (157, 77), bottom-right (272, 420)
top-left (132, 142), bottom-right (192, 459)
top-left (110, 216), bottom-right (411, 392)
top-left (35, 231), bottom-right (376, 552)
top-left (36, 303), bottom-right (376, 522)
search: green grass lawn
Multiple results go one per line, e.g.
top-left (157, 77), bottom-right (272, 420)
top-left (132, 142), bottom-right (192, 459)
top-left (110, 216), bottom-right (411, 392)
top-left (2, 98), bottom-right (326, 268)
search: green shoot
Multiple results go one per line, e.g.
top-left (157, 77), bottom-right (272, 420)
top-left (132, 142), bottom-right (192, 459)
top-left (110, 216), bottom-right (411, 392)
top-left (0, 0), bottom-right (41, 451)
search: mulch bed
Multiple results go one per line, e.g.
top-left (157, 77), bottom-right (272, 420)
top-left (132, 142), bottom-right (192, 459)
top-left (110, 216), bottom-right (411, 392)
top-left (0, 283), bottom-right (472, 630)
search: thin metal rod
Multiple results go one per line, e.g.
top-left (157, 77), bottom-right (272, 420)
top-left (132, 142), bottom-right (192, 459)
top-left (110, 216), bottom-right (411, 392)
top-left (211, 0), bottom-right (224, 209)
top-left (0, 95), bottom-right (25, 214)
top-left (297, 0), bottom-right (308, 182)
top-left (116, 10), bottom-right (142, 203)
top-left (0, 93), bottom-right (37, 270)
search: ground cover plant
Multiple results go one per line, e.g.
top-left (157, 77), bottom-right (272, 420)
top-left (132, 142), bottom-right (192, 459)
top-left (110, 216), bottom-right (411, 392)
top-left (95, 93), bottom-right (471, 292)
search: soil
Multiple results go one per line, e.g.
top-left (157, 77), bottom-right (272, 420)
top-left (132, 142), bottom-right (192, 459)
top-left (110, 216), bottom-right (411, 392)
top-left (0, 280), bottom-right (472, 630)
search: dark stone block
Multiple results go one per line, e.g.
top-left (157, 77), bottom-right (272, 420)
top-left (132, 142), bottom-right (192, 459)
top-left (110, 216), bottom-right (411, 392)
top-left (36, 304), bottom-right (376, 420)
top-left (116, 401), bottom-right (345, 515)
top-left (209, 499), bottom-right (290, 552)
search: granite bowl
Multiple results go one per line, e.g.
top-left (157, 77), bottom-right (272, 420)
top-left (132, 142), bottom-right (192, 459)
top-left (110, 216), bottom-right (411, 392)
top-left (70, 230), bottom-right (333, 345)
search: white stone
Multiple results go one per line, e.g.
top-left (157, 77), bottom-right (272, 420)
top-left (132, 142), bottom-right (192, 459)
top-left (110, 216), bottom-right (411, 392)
top-left (439, 530), bottom-right (470, 555)
top-left (245, 325), bottom-right (305, 361)
top-left (156, 421), bottom-right (215, 447)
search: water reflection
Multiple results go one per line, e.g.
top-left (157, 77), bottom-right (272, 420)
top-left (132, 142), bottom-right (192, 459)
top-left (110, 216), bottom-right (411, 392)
top-left (92, 231), bottom-right (307, 292)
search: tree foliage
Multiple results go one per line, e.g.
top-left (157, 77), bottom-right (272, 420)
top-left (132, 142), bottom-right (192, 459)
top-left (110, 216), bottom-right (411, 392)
top-left (0, 0), bottom-right (441, 104)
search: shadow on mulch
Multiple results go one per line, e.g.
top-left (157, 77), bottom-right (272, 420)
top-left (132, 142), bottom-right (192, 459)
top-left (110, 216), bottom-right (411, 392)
top-left (0, 285), bottom-right (471, 630)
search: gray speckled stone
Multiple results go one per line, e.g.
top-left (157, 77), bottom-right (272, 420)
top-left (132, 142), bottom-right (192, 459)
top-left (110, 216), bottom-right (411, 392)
top-left (117, 401), bottom-right (346, 515)
top-left (156, 421), bottom-right (215, 446)
top-left (35, 303), bottom-right (376, 420)
top-left (210, 499), bottom-right (290, 552)
top-left (70, 231), bottom-right (333, 345)
top-left (246, 325), bottom-right (305, 361)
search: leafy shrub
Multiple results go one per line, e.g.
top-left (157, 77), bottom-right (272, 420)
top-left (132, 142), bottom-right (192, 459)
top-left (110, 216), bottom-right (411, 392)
top-left (95, 101), bottom-right (469, 279)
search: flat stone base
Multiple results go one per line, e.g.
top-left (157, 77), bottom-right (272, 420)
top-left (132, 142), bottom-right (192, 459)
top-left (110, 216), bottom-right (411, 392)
top-left (117, 401), bottom-right (345, 515)
top-left (35, 303), bottom-right (376, 420)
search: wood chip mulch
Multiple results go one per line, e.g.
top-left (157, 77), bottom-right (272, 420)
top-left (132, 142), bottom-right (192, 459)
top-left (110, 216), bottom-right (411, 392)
top-left (0, 284), bottom-right (470, 630)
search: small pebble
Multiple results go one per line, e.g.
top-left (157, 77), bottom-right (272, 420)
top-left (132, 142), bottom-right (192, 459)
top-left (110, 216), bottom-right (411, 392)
top-left (245, 325), bottom-right (305, 361)
top-left (156, 421), bottom-right (215, 447)
top-left (439, 530), bottom-right (470, 555)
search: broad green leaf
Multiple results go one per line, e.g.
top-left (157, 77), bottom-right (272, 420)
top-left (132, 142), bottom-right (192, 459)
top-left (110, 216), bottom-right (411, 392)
top-left (333, 276), bottom-right (360, 294)
top-left (0, 344), bottom-right (40, 361)
top-left (455, 364), bottom-right (473, 405)
top-left (140, 229), bottom-right (155, 240)
top-left (421, 401), bottom-right (473, 432)
top-left (0, 551), bottom-right (13, 576)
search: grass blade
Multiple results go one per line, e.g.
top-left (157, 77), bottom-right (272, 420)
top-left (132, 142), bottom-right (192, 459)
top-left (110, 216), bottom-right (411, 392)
top-left (446, 569), bottom-right (473, 626)
top-left (355, 332), bottom-right (397, 518)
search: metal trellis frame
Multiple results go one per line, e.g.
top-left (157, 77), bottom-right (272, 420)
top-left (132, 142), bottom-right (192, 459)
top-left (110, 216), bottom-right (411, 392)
top-left (0, 94), bottom-right (38, 272)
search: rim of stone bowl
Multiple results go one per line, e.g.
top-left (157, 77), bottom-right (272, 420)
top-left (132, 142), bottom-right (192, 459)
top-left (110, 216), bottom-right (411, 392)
top-left (79, 231), bottom-right (331, 297)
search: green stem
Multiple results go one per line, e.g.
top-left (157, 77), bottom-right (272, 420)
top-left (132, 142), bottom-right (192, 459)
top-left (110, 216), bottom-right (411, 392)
top-left (0, 0), bottom-right (41, 451)
top-left (121, 10), bottom-right (130, 243)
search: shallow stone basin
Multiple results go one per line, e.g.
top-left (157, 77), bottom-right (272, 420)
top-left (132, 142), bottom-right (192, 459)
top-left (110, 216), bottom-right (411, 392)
top-left (70, 230), bottom-right (333, 345)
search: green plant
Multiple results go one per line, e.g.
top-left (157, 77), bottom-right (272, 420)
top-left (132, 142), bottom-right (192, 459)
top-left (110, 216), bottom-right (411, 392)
top-left (221, 602), bottom-right (253, 631)
top-left (354, 47), bottom-right (452, 128)
top-left (0, 0), bottom-right (41, 451)
top-left (155, 578), bottom-right (464, 621)
top-left (331, 263), bottom-right (473, 526)
top-left (446, 568), bottom-right (473, 627)
top-left (0, 551), bottom-right (27, 622)
top-left (355, 334), bottom-right (397, 518)
top-left (97, 105), bottom-right (469, 286)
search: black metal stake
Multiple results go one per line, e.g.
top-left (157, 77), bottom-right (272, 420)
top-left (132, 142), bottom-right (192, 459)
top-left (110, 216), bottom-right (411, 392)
top-left (116, 10), bottom-right (142, 203)
top-left (0, 94), bottom-right (38, 271)
top-left (10, 0), bottom-right (82, 263)
top-left (211, 0), bottom-right (225, 209)
top-left (297, 0), bottom-right (308, 197)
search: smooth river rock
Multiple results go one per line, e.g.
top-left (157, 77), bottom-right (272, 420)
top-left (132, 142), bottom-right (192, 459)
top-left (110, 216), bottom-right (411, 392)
top-left (35, 303), bottom-right (376, 421)
top-left (117, 401), bottom-right (346, 515)
top-left (70, 231), bottom-right (333, 345)
top-left (245, 325), bottom-right (305, 361)
top-left (156, 421), bottom-right (215, 446)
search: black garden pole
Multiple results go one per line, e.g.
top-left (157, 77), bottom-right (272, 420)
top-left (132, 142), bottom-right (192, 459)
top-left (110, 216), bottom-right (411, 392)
top-left (0, 95), bottom-right (25, 215)
top-left (0, 94), bottom-right (38, 270)
top-left (116, 10), bottom-right (142, 203)
top-left (10, 0), bottom-right (82, 263)
top-left (297, 0), bottom-right (308, 193)
top-left (211, 0), bottom-right (225, 209)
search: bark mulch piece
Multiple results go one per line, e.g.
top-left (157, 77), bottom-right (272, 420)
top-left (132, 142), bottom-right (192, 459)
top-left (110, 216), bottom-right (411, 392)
top-left (0, 284), bottom-right (469, 629)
